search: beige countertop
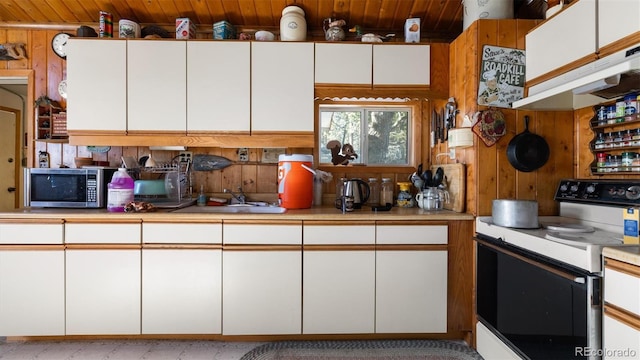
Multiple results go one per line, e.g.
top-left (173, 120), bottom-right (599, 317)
top-left (603, 245), bottom-right (640, 267)
top-left (0, 206), bottom-right (475, 222)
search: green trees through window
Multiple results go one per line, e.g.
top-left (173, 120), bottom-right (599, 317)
top-left (319, 105), bottom-right (410, 165)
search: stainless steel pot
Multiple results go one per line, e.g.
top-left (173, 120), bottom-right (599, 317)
top-left (491, 199), bottom-right (539, 228)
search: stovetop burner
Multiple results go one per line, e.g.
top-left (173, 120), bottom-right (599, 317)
top-left (543, 223), bottom-right (594, 233)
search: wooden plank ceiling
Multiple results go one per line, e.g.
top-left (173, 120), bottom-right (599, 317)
top-left (0, 0), bottom-right (547, 42)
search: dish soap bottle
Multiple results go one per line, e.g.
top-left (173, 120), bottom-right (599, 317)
top-left (197, 185), bottom-right (207, 206)
top-left (107, 168), bottom-right (134, 212)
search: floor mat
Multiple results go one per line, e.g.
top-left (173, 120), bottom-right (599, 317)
top-left (240, 339), bottom-right (484, 360)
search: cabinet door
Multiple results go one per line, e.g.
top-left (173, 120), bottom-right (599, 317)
top-left (66, 249), bottom-right (141, 335)
top-left (525, 0), bottom-right (597, 81)
top-left (373, 44), bottom-right (430, 86)
top-left (222, 250), bottom-right (301, 335)
top-left (376, 224), bottom-right (447, 333)
top-left (127, 40), bottom-right (186, 132)
top-left (376, 250), bottom-right (447, 333)
top-left (303, 223), bottom-right (376, 334)
top-left (142, 249), bottom-right (222, 334)
top-left (187, 41), bottom-right (250, 133)
top-left (0, 250), bottom-right (65, 336)
top-left (222, 222), bottom-right (301, 335)
top-left (251, 42), bottom-right (314, 132)
top-left (598, 0), bottom-right (640, 49)
top-left (603, 312), bottom-right (640, 360)
top-left (315, 43), bottom-right (372, 85)
top-left (303, 250), bottom-right (375, 334)
top-left (67, 39), bottom-right (127, 133)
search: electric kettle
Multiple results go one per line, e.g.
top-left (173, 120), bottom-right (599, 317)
top-left (343, 178), bottom-right (370, 209)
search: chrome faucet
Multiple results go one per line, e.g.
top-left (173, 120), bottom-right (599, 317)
top-left (224, 186), bottom-right (246, 204)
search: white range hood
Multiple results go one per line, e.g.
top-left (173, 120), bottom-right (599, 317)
top-left (513, 43), bottom-right (640, 110)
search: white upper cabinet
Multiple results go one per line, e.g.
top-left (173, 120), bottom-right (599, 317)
top-left (67, 39), bottom-right (127, 133)
top-left (373, 44), bottom-right (430, 86)
top-left (251, 42), bottom-right (314, 133)
top-left (598, 0), bottom-right (640, 49)
top-left (315, 43), bottom-right (373, 85)
top-left (187, 41), bottom-right (250, 133)
top-left (127, 40), bottom-right (186, 133)
top-left (525, 0), bottom-right (597, 81)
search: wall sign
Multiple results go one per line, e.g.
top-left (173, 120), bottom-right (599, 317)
top-left (477, 45), bottom-right (526, 108)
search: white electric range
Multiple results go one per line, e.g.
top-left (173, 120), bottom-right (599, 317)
top-left (475, 179), bottom-right (640, 360)
top-left (476, 179), bottom-right (639, 273)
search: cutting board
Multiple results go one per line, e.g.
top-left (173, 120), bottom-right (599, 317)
top-left (431, 163), bottom-right (466, 213)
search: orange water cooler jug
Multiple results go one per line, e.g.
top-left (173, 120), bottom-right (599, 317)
top-left (278, 154), bottom-right (314, 209)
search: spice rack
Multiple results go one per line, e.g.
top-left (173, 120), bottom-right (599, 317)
top-left (589, 110), bottom-right (640, 174)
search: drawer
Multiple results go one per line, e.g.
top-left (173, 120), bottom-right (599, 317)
top-left (376, 224), bottom-right (447, 245)
top-left (65, 223), bottom-right (141, 244)
top-left (303, 223), bottom-right (375, 245)
top-left (605, 260), bottom-right (640, 317)
top-left (224, 222), bottom-right (302, 245)
top-left (0, 222), bottom-right (64, 244)
top-left (142, 223), bottom-right (222, 244)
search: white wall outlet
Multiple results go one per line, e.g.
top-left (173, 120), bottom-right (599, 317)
top-left (238, 148), bottom-right (249, 162)
top-left (178, 151), bottom-right (193, 163)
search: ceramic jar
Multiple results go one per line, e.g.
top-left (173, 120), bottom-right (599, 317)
top-left (280, 6), bottom-right (307, 41)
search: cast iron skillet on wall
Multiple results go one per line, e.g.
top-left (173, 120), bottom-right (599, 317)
top-left (506, 115), bottom-right (550, 172)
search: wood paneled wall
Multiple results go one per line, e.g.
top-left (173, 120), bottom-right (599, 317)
top-left (447, 19), bottom-right (575, 216)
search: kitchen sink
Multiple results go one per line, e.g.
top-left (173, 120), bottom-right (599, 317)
top-left (172, 204), bottom-right (287, 214)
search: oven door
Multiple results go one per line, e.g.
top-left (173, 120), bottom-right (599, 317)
top-left (475, 234), bottom-right (602, 360)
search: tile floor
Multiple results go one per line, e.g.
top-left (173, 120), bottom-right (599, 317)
top-left (0, 339), bottom-right (263, 360)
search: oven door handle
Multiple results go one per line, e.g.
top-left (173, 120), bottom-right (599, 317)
top-left (477, 238), bottom-right (586, 284)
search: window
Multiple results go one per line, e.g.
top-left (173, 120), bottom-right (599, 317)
top-left (319, 104), bottom-right (412, 166)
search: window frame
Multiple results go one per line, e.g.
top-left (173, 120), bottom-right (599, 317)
top-left (314, 98), bottom-right (423, 173)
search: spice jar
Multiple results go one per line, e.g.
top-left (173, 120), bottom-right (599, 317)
top-left (613, 131), bottom-right (623, 147)
top-left (609, 155), bottom-right (621, 172)
top-left (597, 153), bottom-right (606, 172)
top-left (622, 152), bottom-right (635, 171)
top-left (380, 178), bottom-right (393, 206)
top-left (604, 132), bottom-right (614, 148)
top-left (623, 129), bottom-right (633, 147)
top-left (632, 153), bottom-right (640, 172)
top-left (595, 133), bottom-right (605, 149)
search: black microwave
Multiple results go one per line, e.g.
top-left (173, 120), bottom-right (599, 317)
top-left (25, 167), bottom-right (117, 208)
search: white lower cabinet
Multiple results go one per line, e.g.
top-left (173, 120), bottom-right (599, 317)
top-left (66, 249), bottom-right (141, 335)
top-left (0, 249), bottom-right (65, 336)
top-left (302, 222), bottom-right (375, 334)
top-left (142, 249), bottom-right (221, 334)
top-left (375, 223), bottom-right (448, 333)
top-left (222, 222), bottom-right (302, 335)
top-left (603, 257), bottom-right (640, 360)
top-left (0, 220), bottom-right (65, 336)
top-left (141, 221), bottom-right (222, 335)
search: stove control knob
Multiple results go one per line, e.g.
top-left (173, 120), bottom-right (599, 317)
top-left (626, 186), bottom-right (640, 200)
top-left (570, 184), bottom-right (579, 192)
top-left (618, 188), bottom-right (626, 196)
top-left (559, 183), bottom-right (569, 192)
top-left (586, 184), bottom-right (596, 194)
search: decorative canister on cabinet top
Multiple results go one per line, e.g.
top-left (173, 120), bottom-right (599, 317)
top-left (280, 5), bottom-right (307, 41)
